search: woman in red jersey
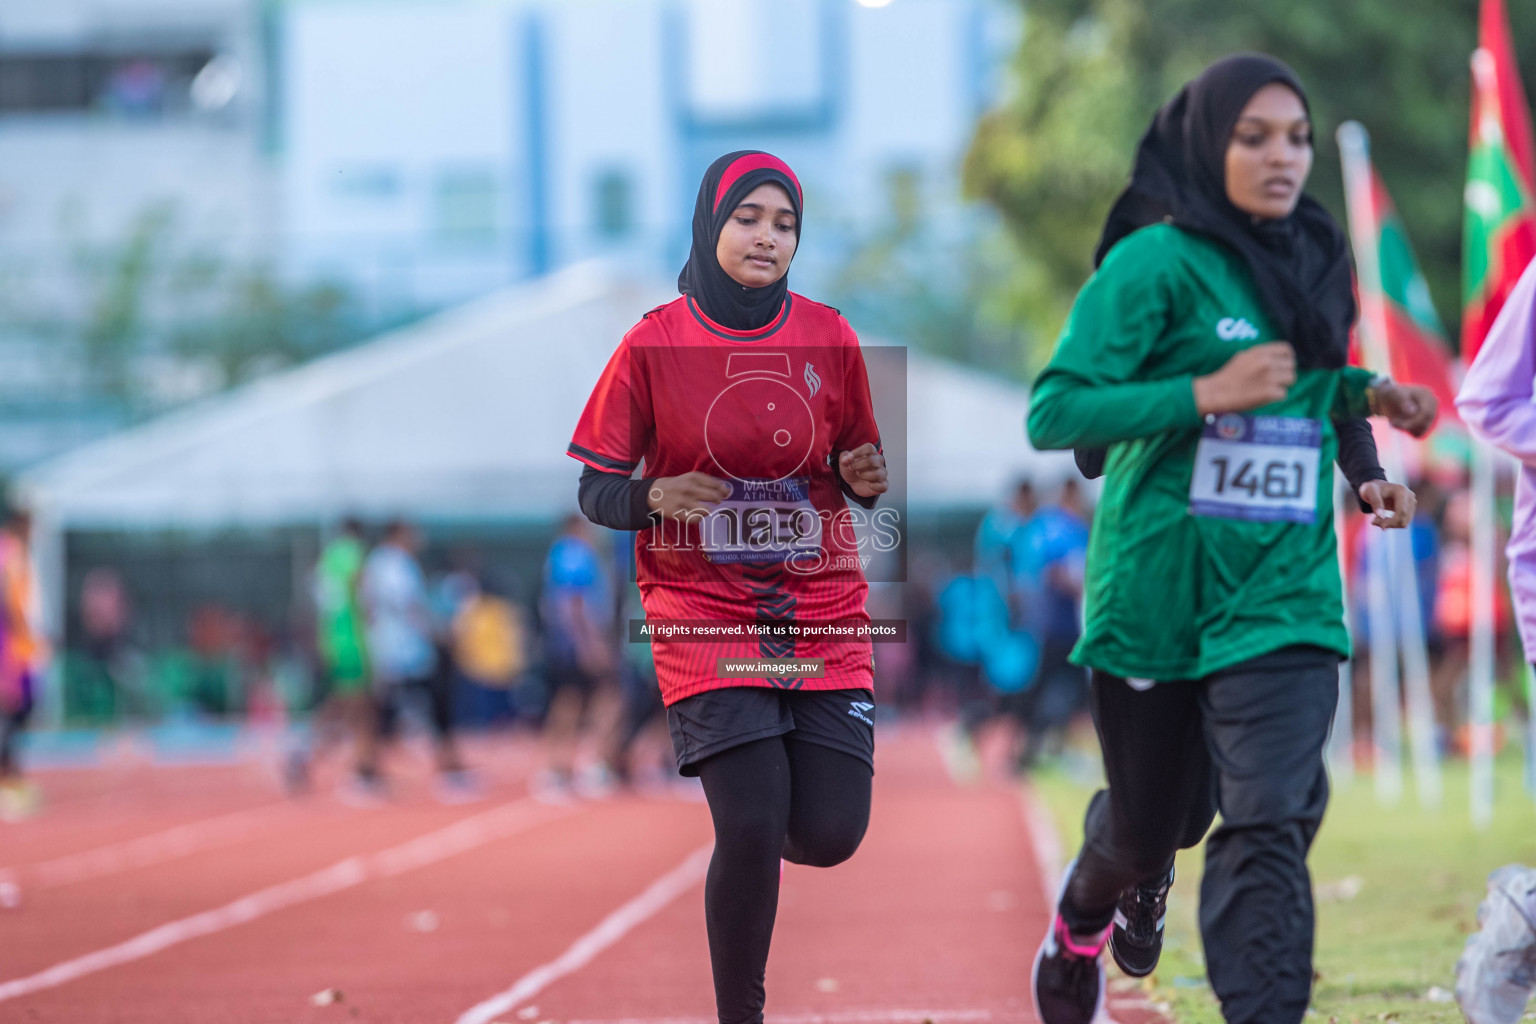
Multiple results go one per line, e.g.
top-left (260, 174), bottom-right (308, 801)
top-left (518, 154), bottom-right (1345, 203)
top-left (568, 150), bottom-right (888, 1024)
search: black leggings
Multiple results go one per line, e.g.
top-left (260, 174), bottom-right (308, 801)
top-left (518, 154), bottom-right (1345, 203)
top-left (376, 672), bottom-right (455, 743)
top-left (1062, 650), bottom-right (1338, 1024)
top-left (696, 737), bottom-right (873, 1024)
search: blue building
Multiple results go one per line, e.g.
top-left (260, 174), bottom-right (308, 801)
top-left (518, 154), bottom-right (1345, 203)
top-left (278, 0), bottom-right (1019, 314)
top-left (0, 0), bottom-right (1017, 470)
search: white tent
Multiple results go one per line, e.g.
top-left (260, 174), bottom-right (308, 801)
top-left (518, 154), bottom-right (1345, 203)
top-left (18, 264), bottom-right (657, 528)
top-left (19, 261), bottom-right (1070, 528)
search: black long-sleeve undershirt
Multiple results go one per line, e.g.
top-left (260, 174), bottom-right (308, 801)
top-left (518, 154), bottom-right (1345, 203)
top-left (578, 466), bottom-right (656, 531)
top-left (577, 460), bottom-right (879, 532)
top-left (1334, 417), bottom-right (1388, 512)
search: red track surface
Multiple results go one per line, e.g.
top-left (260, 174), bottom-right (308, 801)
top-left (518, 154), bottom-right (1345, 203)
top-left (0, 725), bottom-right (1170, 1024)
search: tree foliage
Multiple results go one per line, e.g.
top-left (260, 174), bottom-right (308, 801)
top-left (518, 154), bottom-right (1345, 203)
top-left (965, 0), bottom-right (1536, 368)
top-left (0, 202), bottom-right (373, 416)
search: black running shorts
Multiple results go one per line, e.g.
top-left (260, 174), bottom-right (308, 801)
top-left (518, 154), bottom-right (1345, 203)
top-left (666, 686), bottom-right (876, 777)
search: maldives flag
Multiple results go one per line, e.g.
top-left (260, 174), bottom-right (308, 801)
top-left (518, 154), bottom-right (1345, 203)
top-left (1345, 159), bottom-right (1461, 422)
top-left (1462, 0), bottom-right (1536, 360)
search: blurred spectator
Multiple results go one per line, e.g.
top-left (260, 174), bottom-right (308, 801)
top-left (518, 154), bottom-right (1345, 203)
top-left (0, 507), bottom-right (44, 821)
top-left (67, 567), bottom-right (134, 721)
top-left (536, 514), bottom-right (618, 800)
top-left (287, 518), bottom-right (379, 796)
top-left (975, 480), bottom-right (1038, 624)
top-left (941, 477), bottom-right (1093, 776)
top-left (1347, 479), bottom-right (1523, 759)
top-left (185, 604), bottom-right (244, 714)
top-left (82, 567), bottom-right (130, 665)
top-left (927, 485), bottom-right (1038, 779)
top-left (1349, 481), bottom-right (1445, 751)
top-left (943, 482), bottom-right (1046, 778)
top-left (866, 577), bottom-right (914, 711)
top-left (363, 519), bottom-right (477, 801)
top-left (450, 573), bottom-right (530, 723)
top-left (933, 562), bottom-right (1012, 780)
top-left (602, 579), bottom-right (670, 788)
top-left (1432, 491), bottom-right (1516, 754)
top-left (1015, 477), bottom-right (1091, 766)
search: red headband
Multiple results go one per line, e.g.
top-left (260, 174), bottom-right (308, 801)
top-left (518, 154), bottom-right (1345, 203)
top-left (713, 153), bottom-right (803, 212)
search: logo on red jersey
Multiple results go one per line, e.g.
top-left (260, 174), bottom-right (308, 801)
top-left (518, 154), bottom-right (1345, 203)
top-left (804, 362), bottom-right (822, 398)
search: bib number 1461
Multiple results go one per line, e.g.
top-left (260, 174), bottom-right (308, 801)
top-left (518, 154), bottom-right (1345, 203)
top-left (1208, 457), bottom-right (1306, 501)
top-left (1189, 415), bottom-right (1320, 524)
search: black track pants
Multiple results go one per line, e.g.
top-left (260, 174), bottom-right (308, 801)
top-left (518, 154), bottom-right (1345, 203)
top-left (1059, 649), bottom-right (1338, 1024)
top-left (696, 737), bottom-right (873, 1024)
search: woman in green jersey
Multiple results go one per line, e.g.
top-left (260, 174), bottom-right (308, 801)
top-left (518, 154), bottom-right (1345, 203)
top-left (1024, 54), bottom-right (1435, 1024)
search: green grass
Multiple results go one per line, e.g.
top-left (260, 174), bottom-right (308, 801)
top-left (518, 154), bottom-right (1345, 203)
top-left (1030, 750), bottom-right (1536, 1023)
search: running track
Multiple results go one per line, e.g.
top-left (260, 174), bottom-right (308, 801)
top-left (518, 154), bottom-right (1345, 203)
top-left (0, 726), bottom-right (1169, 1024)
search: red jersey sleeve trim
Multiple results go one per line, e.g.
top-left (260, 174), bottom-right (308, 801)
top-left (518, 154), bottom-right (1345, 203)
top-left (567, 443), bottom-right (636, 474)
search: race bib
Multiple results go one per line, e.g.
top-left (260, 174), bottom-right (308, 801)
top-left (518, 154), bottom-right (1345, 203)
top-left (701, 477), bottom-right (823, 564)
top-left (1189, 415), bottom-right (1321, 524)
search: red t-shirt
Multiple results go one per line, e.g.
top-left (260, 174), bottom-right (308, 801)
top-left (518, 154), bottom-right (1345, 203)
top-left (568, 292), bottom-right (882, 705)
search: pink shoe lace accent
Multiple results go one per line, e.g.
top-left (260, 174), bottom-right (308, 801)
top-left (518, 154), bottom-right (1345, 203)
top-left (1054, 915), bottom-right (1108, 958)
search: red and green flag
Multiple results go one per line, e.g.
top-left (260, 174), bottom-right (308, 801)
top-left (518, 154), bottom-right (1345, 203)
top-left (1462, 0), bottom-right (1536, 360)
top-left (1343, 155), bottom-right (1460, 421)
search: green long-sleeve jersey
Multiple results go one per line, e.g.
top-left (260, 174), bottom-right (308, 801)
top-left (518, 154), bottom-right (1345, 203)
top-left (1027, 224), bottom-right (1375, 681)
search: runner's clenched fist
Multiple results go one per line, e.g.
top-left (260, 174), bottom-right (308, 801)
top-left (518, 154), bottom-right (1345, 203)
top-left (839, 443), bottom-right (888, 497)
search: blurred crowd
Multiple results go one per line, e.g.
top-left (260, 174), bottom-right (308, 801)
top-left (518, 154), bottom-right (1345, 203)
top-left (41, 510), bottom-right (677, 807)
top-left (285, 513), bottom-right (673, 803)
top-left (0, 507), bottom-right (40, 820)
top-left (876, 479), bottom-right (1093, 778)
top-left (882, 465), bottom-right (1530, 781)
top-left (1341, 471), bottom-right (1527, 762)
top-left (25, 458), bottom-right (1527, 810)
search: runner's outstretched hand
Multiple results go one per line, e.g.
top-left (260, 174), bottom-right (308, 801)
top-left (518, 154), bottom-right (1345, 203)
top-left (1358, 480), bottom-right (1417, 531)
top-left (1193, 342), bottom-right (1296, 414)
top-left (647, 472), bottom-right (732, 519)
top-left (839, 443), bottom-right (889, 498)
top-left (1369, 382), bottom-right (1437, 438)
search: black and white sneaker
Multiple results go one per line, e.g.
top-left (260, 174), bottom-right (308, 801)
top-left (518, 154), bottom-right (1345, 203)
top-left (1108, 866), bottom-right (1173, 978)
top-left (1032, 913), bottom-right (1107, 1024)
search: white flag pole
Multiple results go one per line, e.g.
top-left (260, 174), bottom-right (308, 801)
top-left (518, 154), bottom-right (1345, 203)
top-left (1469, 438), bottom-right (1499, 828)
top-left (1365, 524), bottom-right (1405, 804)
top-left (1338, 121), bottom-right (1438, 804)
top-left (1383, 432), bottom-right (1443, 808)
top-left (1465, 45), bottom-right (1513, 830)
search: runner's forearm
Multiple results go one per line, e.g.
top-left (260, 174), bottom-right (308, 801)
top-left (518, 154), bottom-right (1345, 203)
top-left (578, 465), bottom-right (658, 531)
top-left (1334, 417), bottom-right (1386, 514)
top-left (1027, 373), bottom-right (1202, 450)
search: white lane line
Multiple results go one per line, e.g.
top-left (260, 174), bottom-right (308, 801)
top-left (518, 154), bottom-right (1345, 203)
top-left (1017, 782), bottom-right (1159, 1024)
top-left (1015, 782), bottom-right (1063, 908)
top-left (564, 1010), bottom-right (1027, 1024)
top-left (0, 800), bottom-right (298, 889)
top-left (454, 843), bottom-right (713, 1024)
top-left (0, 798), bottom-right (572, 1005)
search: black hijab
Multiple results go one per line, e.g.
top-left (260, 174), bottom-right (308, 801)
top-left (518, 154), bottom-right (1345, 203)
top-left (1094, 53), bottom-right (1355, 370)
top-left (678, 150), bottom-right (803, 331)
